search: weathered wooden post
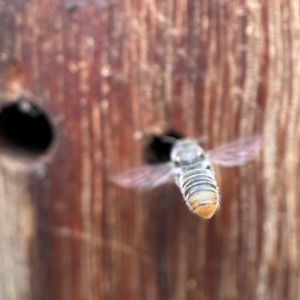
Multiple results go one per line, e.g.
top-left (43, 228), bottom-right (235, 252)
top-left (0, 0), bottom-right (300, 299)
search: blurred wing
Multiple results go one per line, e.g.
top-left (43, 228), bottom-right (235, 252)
top-left (207, 135), bottom-right (263, 167)
top-left (111, 162), bottom-right (175, 190)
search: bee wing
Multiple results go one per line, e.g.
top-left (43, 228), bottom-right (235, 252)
top-left (207, 135), bottom-right (263, 167)
top-left (111, 162), bottom-right (175, 190)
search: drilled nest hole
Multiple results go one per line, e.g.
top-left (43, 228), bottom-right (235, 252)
top-left (143, 130), bottom-right (184, 164)
top-left (0, 100), bottom-right (54, 158)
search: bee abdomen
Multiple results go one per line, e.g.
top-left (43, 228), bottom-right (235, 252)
top-left (179, 169), bottom-right (220, 219)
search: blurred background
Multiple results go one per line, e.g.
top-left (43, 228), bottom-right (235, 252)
top-left (0, 0), bottom-right (299, 299)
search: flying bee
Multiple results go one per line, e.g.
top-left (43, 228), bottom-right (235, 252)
top-left (111, 135), bottom-right (263, 219)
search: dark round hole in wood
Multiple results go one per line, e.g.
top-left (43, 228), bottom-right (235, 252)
top-left (0, 101), bottom-right (54, 156)
top-left (143, 130), bottom-right (184, 164)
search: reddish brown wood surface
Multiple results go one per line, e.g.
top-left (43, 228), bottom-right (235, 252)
top-left (0, 1), bottom-right (300, 300)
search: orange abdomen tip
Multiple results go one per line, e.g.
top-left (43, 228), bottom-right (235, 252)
top-left (188, 191), bottom-right (219, 219)
top-left (194, 202), bottom-right (217, 219)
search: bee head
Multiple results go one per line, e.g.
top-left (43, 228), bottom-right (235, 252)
top-left (171, 140), bottom-right (205, 166)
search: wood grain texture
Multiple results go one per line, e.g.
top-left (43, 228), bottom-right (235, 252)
top-left (0, 0), bottom-right (300, 299)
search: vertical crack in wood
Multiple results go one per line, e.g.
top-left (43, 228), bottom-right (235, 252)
top-left (0, 162), bottom-right (35, 300)
top-left (284, 1), bottom-right (300, 298)
top-left (256, 0), bottom-right (282, 298)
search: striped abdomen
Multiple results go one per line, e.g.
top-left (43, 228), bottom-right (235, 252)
top-left (179, 168), bottom-right (220, 219)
